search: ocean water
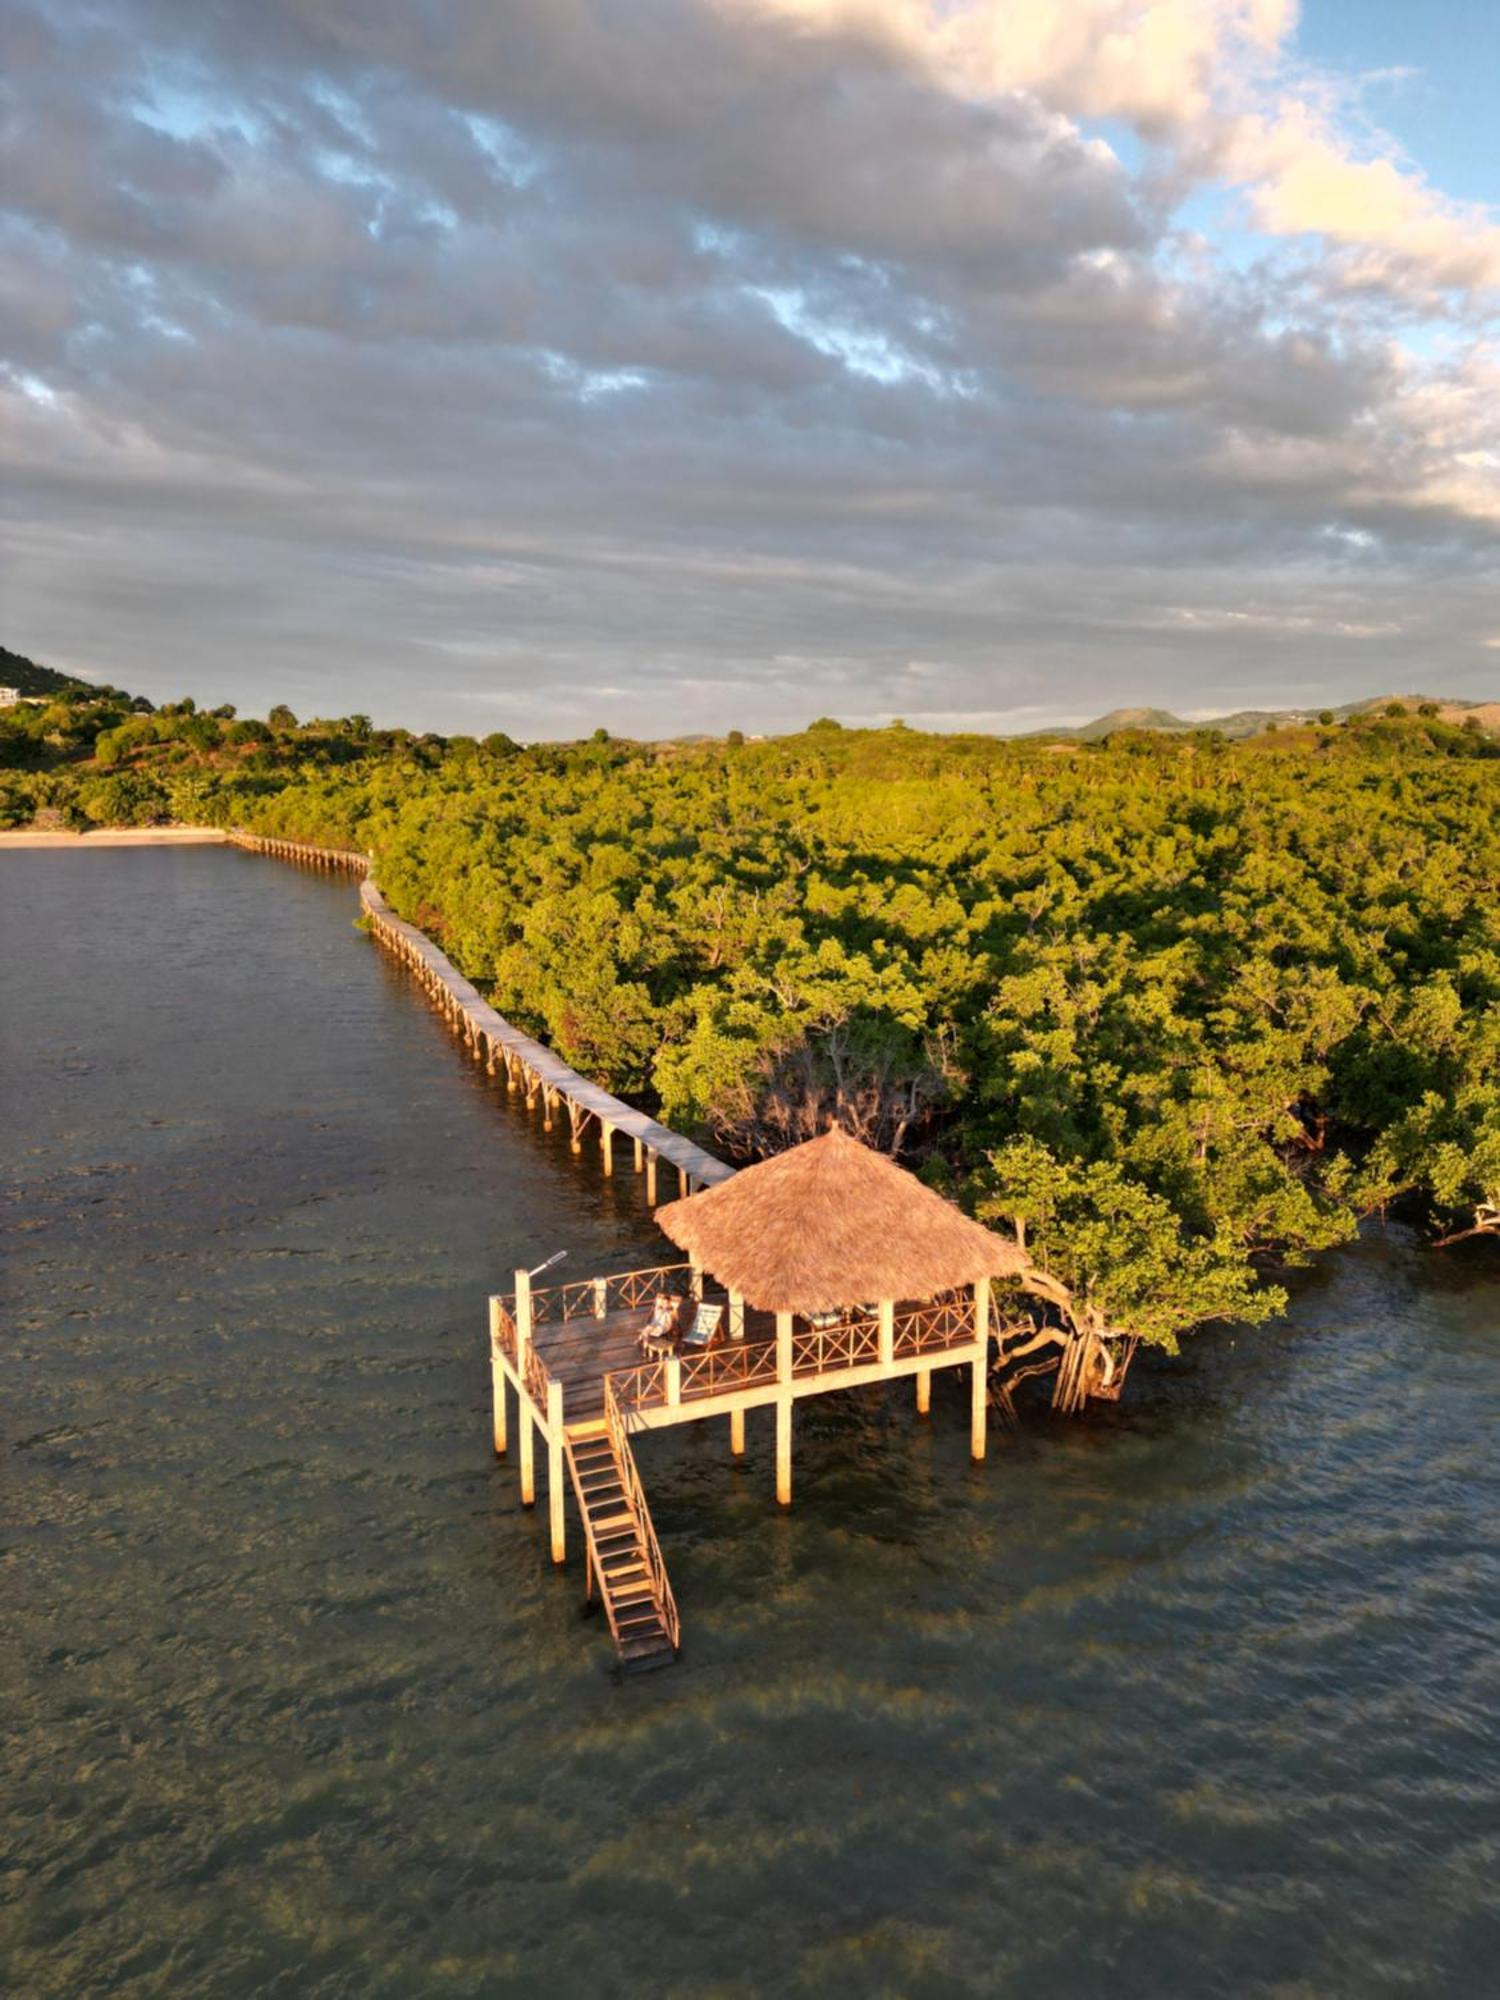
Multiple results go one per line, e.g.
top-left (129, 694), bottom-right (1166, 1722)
top-left (3, 847), bottom-right (1498, 1998)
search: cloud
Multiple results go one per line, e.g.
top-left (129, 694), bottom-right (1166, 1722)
top-left (0, 0), bottom-right (1495, 731)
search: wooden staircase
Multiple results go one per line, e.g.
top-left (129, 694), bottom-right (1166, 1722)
top-left (565, 1418), bottom-right (680, 1674)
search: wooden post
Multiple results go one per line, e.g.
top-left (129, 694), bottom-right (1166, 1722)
top-left (776, 1311), bottom-right (793, 1384)
top-left (971, 1276), bottom-right (991, 1462)
top-left (488, 1297), bottom-right (508, 1456)
top-left (730, 1408), bottom-right (745, 1457)
top-left (729, 1290), bottom-right (745, 1341)
top-left (666, 1354), bottom-right (682, 1407)
top-left (678, 1161), bottom-right (689, 1197)
top-left (776, 1398), bottom-right (792, 1505)
top-left (547, 1380), bottom-right (566, 1564)
top-left (515, 1268), bottom-right (532, 1374)
top-left (878, 1297), bottom-right (894, 1368)
top-left (646, 1151), bottom-right (658, 1204)
top-left (519, 1403), bottom-right (535, 1506)
top-left (600, 1120), bottom-right (614, 1176)
top-left (916, 1367), bottom-right (931, 1416)
top-left (689, 1254), bottom-right (703, 1302)
top-left (633, 1136), bottom-right (644, 1174)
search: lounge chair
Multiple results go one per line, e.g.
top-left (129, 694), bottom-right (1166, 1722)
top-left (679, 1301), bottom-right (725, 1353)
top-left (638, 1293), bottom-right (684, 1358)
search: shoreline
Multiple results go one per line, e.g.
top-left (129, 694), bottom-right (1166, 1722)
top-left (0, 826), bottom-right (228, 849)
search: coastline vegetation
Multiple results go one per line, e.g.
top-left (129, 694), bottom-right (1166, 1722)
top-left (5, 670), bottom-right (1496, 1402)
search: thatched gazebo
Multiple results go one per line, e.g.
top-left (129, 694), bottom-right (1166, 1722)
top-left (654, 1128), bottom-right (1028, 1496)
top-left (655, 1126), bottom-right (1025, 1313)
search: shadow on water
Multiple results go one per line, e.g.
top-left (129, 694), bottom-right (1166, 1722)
top-left (3, 848), bottom-right (1499, 1999)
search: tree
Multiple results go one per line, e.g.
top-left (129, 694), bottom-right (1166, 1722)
top-left (974, 1139), bottom-right (1285, 1411)
top-left (267, 704), bottom-right (298, 731)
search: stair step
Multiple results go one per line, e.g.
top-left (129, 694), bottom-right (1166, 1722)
top-left (616, 1612), bottom-right (667, 1637)
top-left (619, 1637), bottom-right (675, 1665)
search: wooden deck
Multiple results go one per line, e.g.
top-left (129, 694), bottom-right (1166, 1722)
top-left (490, 1263), bottom-right (996, 1671)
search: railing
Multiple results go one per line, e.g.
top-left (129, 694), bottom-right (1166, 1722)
top-left (792, 1312), bottom-right (881, 1374)
top-left (491, 1293), bottom-right (557, 1413)
top-left (522, 1339), bottom-right (552, 1411)
top-left (491, 1298), bottom-right (518, 1360)
top-left (603, 1377), bottom-right (681, 1651)
top-left (607, 1294), bottom-right (979, 1419)
top-left (678, 1339), bottom-right (780, 1400)
top-left (893, 1293), bottom-right (974, 1356)
top-left (528, 1262), bottom-right (698, 1326)
top-left (228, 830), bottom-right (370, 874)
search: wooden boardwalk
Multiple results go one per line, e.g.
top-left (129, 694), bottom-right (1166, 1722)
top-left (226, 829), bottom-right (735, 1201)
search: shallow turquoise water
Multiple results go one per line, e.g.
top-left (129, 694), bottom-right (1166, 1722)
top-left (3, 848), bottom-right (1498, 1997)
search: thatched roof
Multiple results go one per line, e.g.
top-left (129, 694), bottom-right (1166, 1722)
top-left (654, 1127), bottom-right (1028, 1314)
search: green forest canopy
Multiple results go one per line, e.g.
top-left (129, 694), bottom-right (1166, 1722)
top-left (5, 672), bottom-right (1497, 1393)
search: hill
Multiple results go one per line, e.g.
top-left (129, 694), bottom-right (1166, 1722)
top-left (0, 645), bottom-right (94, 700)
top-left (1052, 692), bottom-right (1497, 742)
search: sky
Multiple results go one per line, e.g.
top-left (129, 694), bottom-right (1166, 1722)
top-left (2, 1), bottom-right (1497, 737)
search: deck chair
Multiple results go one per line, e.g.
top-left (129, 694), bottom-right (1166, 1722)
top-left (679, 1301), bottom-right (725, 1353)
top-left (638, 1292), bottom-right (684, 1358)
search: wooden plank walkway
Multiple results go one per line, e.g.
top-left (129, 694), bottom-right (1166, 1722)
top-left (225, 829), bottom-right (736, 1196)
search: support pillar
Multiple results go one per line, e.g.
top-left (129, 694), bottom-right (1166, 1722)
top-left (971, 1276), bottom-right (991, 1462)
top-left (729, 1291), bottom-right (745, 1341)
top-left (776, 1397), bottom-right (792, 1505)
top-left (730, 1408), bottom-right (746, 1457)
top-left (878, 1298), bottom-right (894, 1369)
top-left (646, 1151), bottom-right (658, 1204)
top-left (488, 1297), bottom-right (508, 1456)
top-left (633, 1136), bottom-right (644, 1174)
top-left (519, 1404), bottom-right (535, 1506)
top-left (776, 1311), bottom-right (793, 1384)
top-left (916, 1367), bottom-right (931, 1416)
top-left (600, 1120), bottom-right (614, 1176)
top-left (547, 1380), bottom-right (566, 1564)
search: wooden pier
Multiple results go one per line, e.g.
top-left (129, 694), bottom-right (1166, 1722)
top-left (490, 1131), bottom-right (1030, 1672)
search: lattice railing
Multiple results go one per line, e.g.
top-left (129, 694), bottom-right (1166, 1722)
top-left (491, 1298), bottom-right (518, 1360)
top-left (522, 1339), bottom-right (551, 1411)
top-left (606, 1295), bottom-right (978, 1418)
top-left (527, 1262), bottom-right (698, 1327)
top-left (791, 1313), bottom-right (881, 1374)
top-left (893, 1293), bottom-right (975, 1355)
top-left (606, 1357), bottom-right (667, 1415)
top-left (677, 1338), bottom-right (780, 1400)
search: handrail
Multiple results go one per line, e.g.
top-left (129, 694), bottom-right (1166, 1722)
top-left (603, 1377), bottom-right (681, 1651)
top-left (522, 1337), bottom-right (552, 1411)
top-left (228, 830), bottom-right (370, 873)
top-left (608, 1294), bottom-right (979, 1418)
top-left (529, 1262), bottom-right (697, 1327)
top-left (491, 1293), bottom-right (555, 1409)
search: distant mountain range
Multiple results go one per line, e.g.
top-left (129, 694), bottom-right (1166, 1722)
top-left (1041, 693), bottom-right (1500, 741)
